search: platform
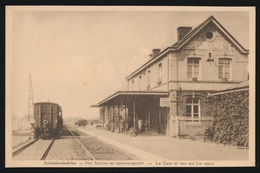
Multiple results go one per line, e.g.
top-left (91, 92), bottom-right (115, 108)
top-left (78, 126), bottom-right (249, 160)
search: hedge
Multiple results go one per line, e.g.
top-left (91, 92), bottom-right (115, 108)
top-left (204, 90), bottom-right (249, 147)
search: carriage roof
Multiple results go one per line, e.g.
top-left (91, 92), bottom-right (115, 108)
top-left (33, 102), bottom-right (60, 106)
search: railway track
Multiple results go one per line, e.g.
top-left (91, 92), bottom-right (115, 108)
top-left (40, 138), bottom-right (55, 160)
top-left (12, 138), bottom-right (55, 160)
top-left (12, 126), bottom-right (132, 160)
top-left (12, 138), bottom-right (39, 157)
top-left (66, 126), bottom-right (132, 160)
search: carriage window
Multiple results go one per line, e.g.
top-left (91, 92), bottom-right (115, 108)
top-left (41, 105), bottom-right (50, 114)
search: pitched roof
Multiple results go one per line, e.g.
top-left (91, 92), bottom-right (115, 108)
top-left (209, 80), bottom-right (249, 96)
top-left (226, 80), bottom-right (249, 90)
top-left (171, 15), bottom-right (249, 54)
top-left (126, 15), bottom-right (249, 80)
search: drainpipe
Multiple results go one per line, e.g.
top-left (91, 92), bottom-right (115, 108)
top-left (176, 53), bottom-right (179, 117)
top-left (167, 53), bottom-right (170, 91)
top-left (167, 53), bottom-right (170, 136)
top-left (133, 99), bottom-right (136, 129)
top-left (176, 52), bottom-right (179, 137)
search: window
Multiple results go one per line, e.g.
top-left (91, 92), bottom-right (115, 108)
top-left (147, 70), bottom-right (150, 89)
top-left (139, 76), bottom-right (142, 90)
top-left (186, 97), bottom-right (200, 120)
top-left (158, 63), bottom-right (162, 84)
top-left (205, 31), bottom-right (213, 39)
top-left (219, 58), bottom-right (231, 79)
top-left (187, 58), bottom-right (200, 79)
top-left (41, 105), bottom-right (50, 114)
top-left (205, 31), bottom-right (215, 41)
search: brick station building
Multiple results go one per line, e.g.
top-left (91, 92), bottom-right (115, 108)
top-left (94, 16), bottom-right (249, 137)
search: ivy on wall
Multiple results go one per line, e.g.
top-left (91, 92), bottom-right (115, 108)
top-left (204, 90), bottom-right (249, 147)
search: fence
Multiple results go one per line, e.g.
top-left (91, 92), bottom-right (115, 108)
top-left (171, 116), bottom-right (213, 137)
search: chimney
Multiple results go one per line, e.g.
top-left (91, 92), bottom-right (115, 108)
top-left (152, 49), bottom-right (161, 57)
top-left (177, 26), bottom-right (192, 41)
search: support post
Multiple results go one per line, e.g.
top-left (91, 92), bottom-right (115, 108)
top-left (100, 106), bottom-right (103, 127)
top-left (112, 105), bottom-right (114, 132)
top-left (148, 111), bottom-right (150, 132)
top-left (133, 100), bottom-right (136, 129)
top-left (176, 116), bottom-right (179, 137)
top-left (118, 105), bottom-right (120, 133)
top-left (124, 106), bottom-right (127, 131)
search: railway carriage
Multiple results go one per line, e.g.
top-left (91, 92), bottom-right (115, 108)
top-left (33, 102), bottom-right (63, 139)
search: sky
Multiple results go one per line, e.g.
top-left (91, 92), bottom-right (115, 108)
top-left (6, 7), bottom-right (252, 120)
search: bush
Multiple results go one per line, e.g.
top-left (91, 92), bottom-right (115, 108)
top-left (204, 126), bottom-right (214, 142)
top-left (204, 90), bottom-right (249, 147)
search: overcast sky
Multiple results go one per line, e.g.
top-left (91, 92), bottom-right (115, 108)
top-left (6, 7), bottom-right (251, 119)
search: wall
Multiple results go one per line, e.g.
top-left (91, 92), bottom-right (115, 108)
top-left (127, 54), bottom-right (169, 92)
top-left (169, 22), bottom-right (248, 91)
top-left (177, 90), bottom-right (212, 118)
top-left (123, 20), bottom-right (249, 138)
top-left (127, 23), bottom-right (248, 93)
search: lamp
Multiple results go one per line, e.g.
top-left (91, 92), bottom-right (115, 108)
top-left (207, 52), bottom-right (214, 61)
top-left (192, 91), bottom-right (195, 98)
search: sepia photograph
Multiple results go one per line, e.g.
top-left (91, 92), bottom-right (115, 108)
top-left (5, 6), bottom-right (255, 167)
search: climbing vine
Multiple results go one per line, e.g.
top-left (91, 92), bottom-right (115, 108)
top-left (204, 90), bottom-right (249, 147)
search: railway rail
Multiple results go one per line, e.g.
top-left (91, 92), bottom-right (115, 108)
top-left (12, 125), bottom-right (132, 160)
top-left (12, 138), bottom-right (39, 157)
top-left (40, 138), bottom-right (55, 160)
top-left (12, 138), bottom-right (55, 160)
top-left (66, 126), bottom-right (132, 160)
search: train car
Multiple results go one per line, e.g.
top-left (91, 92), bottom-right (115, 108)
top-left (33, 102), bottom-right (63, 139)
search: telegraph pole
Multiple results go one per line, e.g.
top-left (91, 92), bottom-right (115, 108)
top-left (28, 74), bottom-right (34, 124)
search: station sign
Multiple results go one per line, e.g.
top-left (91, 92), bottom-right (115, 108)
top-left (160, 97), bottom-right (170, 107)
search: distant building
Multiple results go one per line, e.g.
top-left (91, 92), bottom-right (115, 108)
top-left (94, 16), bottom-right (249, 137)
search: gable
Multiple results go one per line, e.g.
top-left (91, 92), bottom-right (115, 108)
top-left (126, 16), bottom-right (249, 80)
top-left (172, 16), bottom-right (249, 55)
top-left (183, 21), bottom-right (237, 53)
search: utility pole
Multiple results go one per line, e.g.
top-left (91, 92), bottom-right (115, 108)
top-left (28, 74), bottom-right (34, 124)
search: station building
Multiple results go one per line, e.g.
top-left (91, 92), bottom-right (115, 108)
top-left (94, 16), bottom-right (249, 137)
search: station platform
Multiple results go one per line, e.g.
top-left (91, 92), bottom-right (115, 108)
top-left (12, 130), bottom-right (34, 148)
top-left (78, 126), bottom-right (249, 160)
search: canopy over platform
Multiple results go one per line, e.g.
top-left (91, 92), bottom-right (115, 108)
top-left (96, 91), bottom-right (168, 107)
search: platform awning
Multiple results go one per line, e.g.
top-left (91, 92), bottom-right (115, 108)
top-left (95, 91), bottom-right (168, 107)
